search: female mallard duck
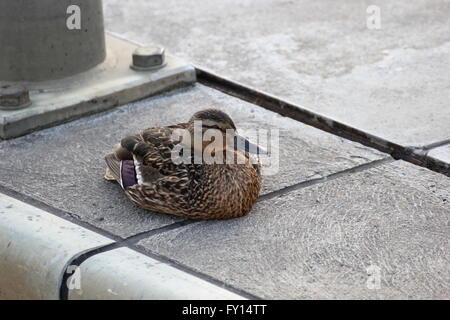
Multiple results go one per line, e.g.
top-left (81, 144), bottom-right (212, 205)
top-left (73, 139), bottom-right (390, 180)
top-left (104, 109), bottom-right (262, 219)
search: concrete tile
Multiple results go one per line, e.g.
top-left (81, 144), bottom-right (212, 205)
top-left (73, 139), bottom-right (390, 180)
top-left (428, 144), bottom-right (450, 165)
top-left (69, 247), bottom-right (245, 300)
top-left (137, 161), bottom-right (450, 299)
top-left (0, 85), bottom-right (384, 237)
top-left (104, 0), bottom-right (450, 147)
top-left (0, 193), bottom-right (114, 299)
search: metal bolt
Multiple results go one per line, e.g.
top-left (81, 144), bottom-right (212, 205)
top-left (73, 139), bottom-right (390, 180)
top-left (130, 46), bottom-right (166, 71)
top-left (0, 85), bottom-right (32, 110)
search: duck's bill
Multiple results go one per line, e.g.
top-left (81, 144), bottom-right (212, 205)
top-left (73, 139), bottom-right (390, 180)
top-left (234, 135), bottom-right (265, 155)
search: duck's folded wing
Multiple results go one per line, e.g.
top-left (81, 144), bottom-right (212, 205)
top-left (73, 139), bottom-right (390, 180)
top-left (125, 176), bottom-right (190, 216)
top-left (120, 126), bottom-right (184, 175)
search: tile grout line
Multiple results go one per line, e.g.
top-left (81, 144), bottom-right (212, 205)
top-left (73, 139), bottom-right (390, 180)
top-left (257, 157), bottom-right (395, 202)
top-left (422, 138), bottom-right (450, 151)
top-left (111, 31), bottom-right (449, 176)
top-left (58, 242), bottom-right (120, 300)
top-left (128, 243), bottom-right (264, 300)
top-left (0, 183), bottom-right (122, 242)
top-left (110, 158), bottom-right (397, 301)
top-left (108, 26), bottom-right (448, 169)
top-left (58, 219), bottom-right (262, 300)
top-left (195, 67), bottom-right (399, 155)
top-left (58, 220), bottom-right (198, 300)
top-left (58, 157), bottom-right (394, 300)
top-left (196, 67), bottom-right (450, 177)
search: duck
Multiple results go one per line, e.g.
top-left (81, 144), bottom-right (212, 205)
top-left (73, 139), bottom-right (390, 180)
top-left (104, 109), bottom-right (262, 219)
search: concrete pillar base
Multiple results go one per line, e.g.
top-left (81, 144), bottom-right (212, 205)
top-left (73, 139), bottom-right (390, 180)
top-left (0, 34), bottom-right (196, 139)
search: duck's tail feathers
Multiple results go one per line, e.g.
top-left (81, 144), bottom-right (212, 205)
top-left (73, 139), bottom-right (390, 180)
top-left (104, 152), bottom-right (121, 183)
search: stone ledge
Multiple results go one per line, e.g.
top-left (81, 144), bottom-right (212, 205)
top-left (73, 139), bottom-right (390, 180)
top-left (0, 193), bottom-right (245, 300)
top-left (69, 247), bottom-right (246, 300)
top-left (0, 193), bottom-right (114, 299)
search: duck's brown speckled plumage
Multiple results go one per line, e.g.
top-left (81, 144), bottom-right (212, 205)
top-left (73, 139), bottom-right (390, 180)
top-left (104, 109), bottom-right (261, 220)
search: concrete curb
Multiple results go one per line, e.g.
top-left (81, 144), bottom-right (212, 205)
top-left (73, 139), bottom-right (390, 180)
top-left (0, 193), bottom-right (113, 299)
top-left (0, 193), bottom-right (246, 300)
top-left (69, 247), bottom-right (245, 300)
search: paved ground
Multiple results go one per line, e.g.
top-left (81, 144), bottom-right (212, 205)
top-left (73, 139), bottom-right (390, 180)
top-left (138, 161), bottom-right (449, 299)
top-left (0, 85), bottom-right (385, 238)
top-left (0, 83), bottom-right (448, 298)
top-left (104, 0), bottom-right (450, 148)
top-left (0, 1), bottom-right (448, 299)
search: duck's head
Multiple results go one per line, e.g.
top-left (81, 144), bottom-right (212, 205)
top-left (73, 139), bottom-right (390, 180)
top-left (189, 108), bottom-right (236, 132)
top-left (187, 109), bottom-right (262, 154)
